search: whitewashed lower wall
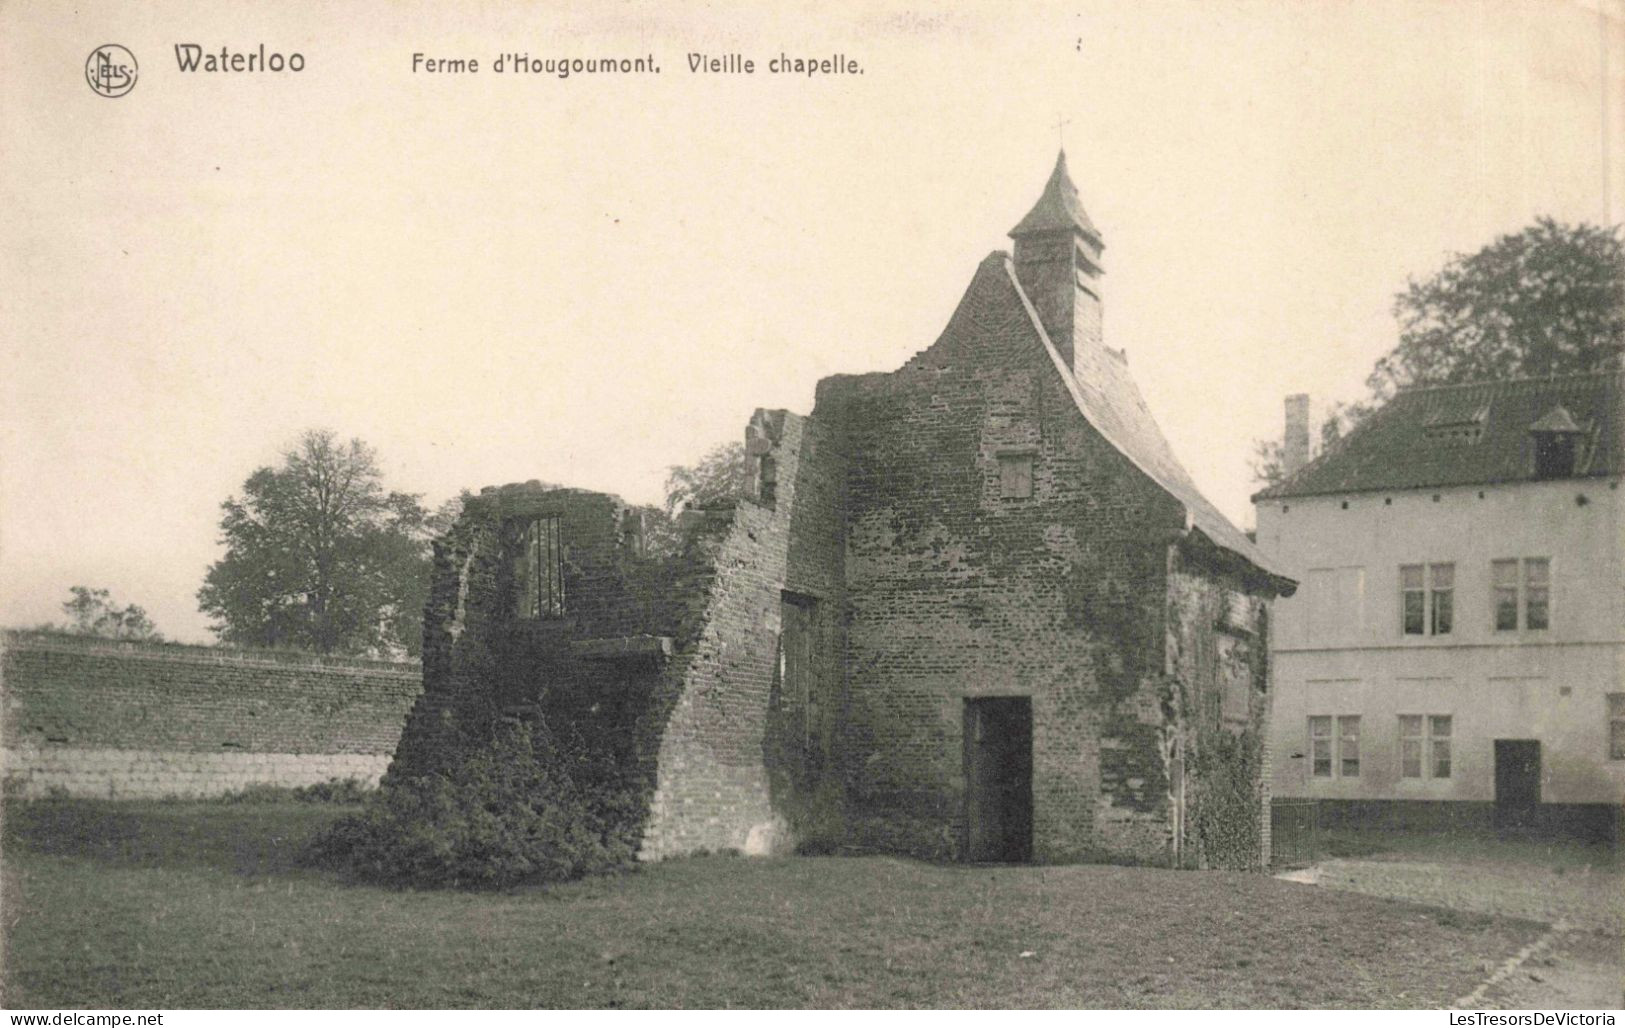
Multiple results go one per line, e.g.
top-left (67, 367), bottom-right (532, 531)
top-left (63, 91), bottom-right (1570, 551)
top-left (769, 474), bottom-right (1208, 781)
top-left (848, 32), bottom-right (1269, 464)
top-left (1, 746), bottom-right (391, 799)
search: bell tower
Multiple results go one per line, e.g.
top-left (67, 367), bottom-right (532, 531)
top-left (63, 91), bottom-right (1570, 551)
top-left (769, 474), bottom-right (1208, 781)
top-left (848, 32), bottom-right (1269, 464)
top-left (1008, 151), bottom-right (1104, 374)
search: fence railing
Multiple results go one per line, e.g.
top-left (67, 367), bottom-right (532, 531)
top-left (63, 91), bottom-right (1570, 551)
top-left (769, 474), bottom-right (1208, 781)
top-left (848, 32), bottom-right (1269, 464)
top-left (1270, 798), bottom-right (1319, 867)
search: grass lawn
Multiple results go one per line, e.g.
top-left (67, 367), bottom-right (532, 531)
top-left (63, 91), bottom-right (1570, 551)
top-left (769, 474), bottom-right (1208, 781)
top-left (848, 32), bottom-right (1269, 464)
top-left (1, 799), bottom-right (1542, 1008)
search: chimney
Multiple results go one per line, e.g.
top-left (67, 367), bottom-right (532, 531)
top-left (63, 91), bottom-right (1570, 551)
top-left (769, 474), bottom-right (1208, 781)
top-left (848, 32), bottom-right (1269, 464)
top-left (1283, 394), bottom-right (1311, 476)
top-left (1009, 151), bottom-right (1105, 374)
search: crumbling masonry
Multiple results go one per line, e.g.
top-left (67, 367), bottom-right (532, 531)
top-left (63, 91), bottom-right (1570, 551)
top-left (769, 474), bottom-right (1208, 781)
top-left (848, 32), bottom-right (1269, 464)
top-left (387, 153), bottom-right (1296, 869)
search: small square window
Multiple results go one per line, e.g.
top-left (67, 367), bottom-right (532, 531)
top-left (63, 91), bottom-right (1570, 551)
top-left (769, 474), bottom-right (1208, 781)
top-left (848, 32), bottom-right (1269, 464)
top-left (998, 454), bottom-right (1034, 499)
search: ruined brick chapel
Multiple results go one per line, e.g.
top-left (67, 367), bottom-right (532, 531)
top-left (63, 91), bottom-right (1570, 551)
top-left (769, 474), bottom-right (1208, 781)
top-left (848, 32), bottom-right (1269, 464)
top-left (388, 153), bottom-right (1297, 870)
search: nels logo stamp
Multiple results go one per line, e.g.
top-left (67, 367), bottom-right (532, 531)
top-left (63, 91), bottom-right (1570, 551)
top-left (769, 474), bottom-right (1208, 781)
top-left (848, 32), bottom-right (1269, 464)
top-left (86, 44), bottom-right (138, 97)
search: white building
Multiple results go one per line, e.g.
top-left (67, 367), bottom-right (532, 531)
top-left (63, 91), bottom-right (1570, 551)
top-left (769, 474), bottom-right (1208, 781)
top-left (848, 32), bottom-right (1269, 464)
top-left (1254, 372), bottom-right (1623, 835)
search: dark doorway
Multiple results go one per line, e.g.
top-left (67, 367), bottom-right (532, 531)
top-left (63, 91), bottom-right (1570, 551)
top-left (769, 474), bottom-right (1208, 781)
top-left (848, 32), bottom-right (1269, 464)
top-left (963, 697), bottom-right (1033, 862)
top-left (1494, 739), bottom-right (1541, 831)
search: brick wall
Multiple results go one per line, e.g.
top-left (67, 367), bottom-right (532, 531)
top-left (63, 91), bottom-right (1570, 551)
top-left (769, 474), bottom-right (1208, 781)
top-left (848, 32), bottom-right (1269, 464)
top-left (641, 410), bottom-right (847, 857)
top-left (1, 631), bottom-right (421, 798)
top-left (814, 255), bottom-right (1192, 864)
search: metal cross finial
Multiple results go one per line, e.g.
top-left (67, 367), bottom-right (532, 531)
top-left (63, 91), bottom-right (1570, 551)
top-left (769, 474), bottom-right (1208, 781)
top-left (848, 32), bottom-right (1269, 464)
top-left (1054, 116), bottom-right (1072, 148)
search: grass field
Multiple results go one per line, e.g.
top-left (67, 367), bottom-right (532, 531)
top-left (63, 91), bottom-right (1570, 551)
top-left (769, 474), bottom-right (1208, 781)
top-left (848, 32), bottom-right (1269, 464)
top-left (1, 799), bottom-right (1542, 1008)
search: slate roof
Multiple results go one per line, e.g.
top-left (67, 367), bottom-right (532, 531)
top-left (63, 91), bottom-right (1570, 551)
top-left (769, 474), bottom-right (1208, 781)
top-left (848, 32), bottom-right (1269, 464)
top-left (1008, 150), bottom-right (1102, 242)
top-left (993, 254), bottom-right (1293, 586)
top-left (1255, 371), bottom-right (1623, 500)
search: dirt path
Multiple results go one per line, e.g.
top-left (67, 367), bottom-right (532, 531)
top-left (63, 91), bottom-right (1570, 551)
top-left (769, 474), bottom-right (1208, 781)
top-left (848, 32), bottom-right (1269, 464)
top-left (1277, 854), bottom-right (1623, 1009)
top-left (1476, 931), bottom-right (1623, 1010)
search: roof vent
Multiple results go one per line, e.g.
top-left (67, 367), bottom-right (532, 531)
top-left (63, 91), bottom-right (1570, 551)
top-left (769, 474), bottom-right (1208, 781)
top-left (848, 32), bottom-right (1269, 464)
top-left (1422, 400), bottom-right (1489, 444)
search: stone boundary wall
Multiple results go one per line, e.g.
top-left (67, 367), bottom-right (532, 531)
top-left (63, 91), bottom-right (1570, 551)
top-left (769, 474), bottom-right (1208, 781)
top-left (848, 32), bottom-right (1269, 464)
top-left (1, 631), bottom-right (421, 799)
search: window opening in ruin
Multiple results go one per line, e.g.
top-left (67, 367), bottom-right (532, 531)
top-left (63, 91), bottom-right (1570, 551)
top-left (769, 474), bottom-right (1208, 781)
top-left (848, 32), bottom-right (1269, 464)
top-left (781, 591), bottom-right (818, 749)
top-left (758, 454), bottom-right (777, 507)
top-left (516, 514), bottom-right (564, 619)
top-left (1608, 694), bottom-right (1625, 761)
top-left (621, 510), bottom-right (645, 557)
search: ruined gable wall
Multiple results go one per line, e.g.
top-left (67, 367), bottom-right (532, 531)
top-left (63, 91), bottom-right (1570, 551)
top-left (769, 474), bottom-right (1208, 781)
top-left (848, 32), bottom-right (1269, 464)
top-left (386, 486), bottom-right (679, 847)
top-left (813, 258), bottom-right (1188, 864)
top-left (640, 411), bottom-right (847, 858)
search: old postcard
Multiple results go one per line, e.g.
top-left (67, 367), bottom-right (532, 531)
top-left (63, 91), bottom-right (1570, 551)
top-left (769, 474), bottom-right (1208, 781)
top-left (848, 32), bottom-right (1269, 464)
top-left (2, 0), bottom-right (1621, 1014)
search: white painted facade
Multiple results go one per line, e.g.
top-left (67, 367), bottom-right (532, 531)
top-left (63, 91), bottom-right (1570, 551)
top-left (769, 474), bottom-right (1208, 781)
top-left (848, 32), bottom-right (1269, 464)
top-left (1255, 477), bottom-right (1625, 806)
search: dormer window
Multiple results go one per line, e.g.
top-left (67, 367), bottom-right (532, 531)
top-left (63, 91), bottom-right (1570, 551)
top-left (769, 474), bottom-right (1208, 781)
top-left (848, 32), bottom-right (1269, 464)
top-left (1529, 404), bottom-right (1584, 479)
top-left (1534, 434), bottom-right (1576, 478)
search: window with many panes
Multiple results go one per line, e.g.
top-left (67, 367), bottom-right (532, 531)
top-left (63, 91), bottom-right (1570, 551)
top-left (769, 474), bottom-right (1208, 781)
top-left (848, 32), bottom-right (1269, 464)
top-left (1492, 557), bottom-right (1549, 631)
top-left (1309, 715), bottom-right (1360, 778)
top-left (1309, 716), bottom-right (1332, 777)
top-left (515, 514), bottom-right (564, 619)
top-left (1401, 714), bottom-right (1452, 778)
top-left (1609, 694), bottom-right (1625, 761)
top-left (1401, 563), bottom-right (1453, 636)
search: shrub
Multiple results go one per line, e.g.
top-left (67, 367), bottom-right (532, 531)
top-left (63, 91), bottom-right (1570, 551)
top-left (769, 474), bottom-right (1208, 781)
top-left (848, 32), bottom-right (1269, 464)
top-left (292, 777), bottom-right (374, 804)
top-left (308, 721), bottom-right (639, 889)
top-left (209, 778), bottom-right (375, 805)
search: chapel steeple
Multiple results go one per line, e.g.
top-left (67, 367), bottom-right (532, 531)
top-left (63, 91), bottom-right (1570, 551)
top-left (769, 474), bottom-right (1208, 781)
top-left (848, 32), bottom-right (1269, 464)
top-left (1009, 151), bottom-right (1105, 373)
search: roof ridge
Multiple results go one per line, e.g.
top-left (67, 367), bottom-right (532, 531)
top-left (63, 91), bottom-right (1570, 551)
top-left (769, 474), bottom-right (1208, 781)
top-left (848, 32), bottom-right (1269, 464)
top-left (1395, 368), bottom-right (1622, 395)
top-left (1256, 367), bottom-right (1619, 500)
top-left (995, 253), bottom-right (1289, 584)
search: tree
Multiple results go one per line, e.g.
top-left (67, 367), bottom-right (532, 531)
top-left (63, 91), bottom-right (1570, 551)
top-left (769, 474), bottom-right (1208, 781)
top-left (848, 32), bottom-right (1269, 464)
top-left (637, 442), bottom-right (752, 557)
top-left (52, 586), bottom-right (162, 641)
top-left (1252, 219), bottom-right (1623, 488)
top-left (198, 430), bottom-right (437, 657)
top-left (1373, 218), bottom-right (1623, 398)
top-left (663, 441), bottom-right (750, 515)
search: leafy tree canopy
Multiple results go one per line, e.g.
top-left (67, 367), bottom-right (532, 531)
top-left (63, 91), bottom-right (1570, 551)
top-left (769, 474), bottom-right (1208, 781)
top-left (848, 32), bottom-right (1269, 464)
top-left (1372, 217), bottom-right (1623, 397)
top-left (663, 441), bottom-right (749, 515)
top-left (198, 430), bottom-right (438, 657)
top-left (48, 586), bottom-right (162, 641)
top-left (1252, 218), bottom-right (1623, 488)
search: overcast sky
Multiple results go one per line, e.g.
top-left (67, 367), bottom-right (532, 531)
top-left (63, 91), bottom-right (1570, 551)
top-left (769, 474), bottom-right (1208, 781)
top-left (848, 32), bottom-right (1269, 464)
top-left (2, 0), bottom-right (1619, 643)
